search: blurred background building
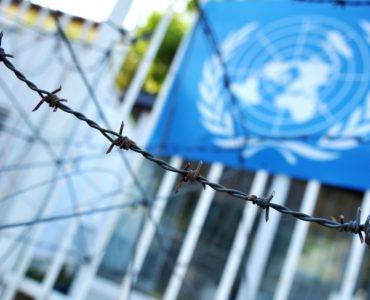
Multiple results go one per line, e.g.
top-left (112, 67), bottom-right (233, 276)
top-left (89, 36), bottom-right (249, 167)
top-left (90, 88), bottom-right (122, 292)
top-left (0, 0), bottom-right (369, 300)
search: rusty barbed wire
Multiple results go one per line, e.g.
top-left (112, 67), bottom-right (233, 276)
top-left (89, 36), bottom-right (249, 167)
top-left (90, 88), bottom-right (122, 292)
top-left (0, 31), bottom-right (369, 245)
top-left (175, 161), bottom-right (206, 193)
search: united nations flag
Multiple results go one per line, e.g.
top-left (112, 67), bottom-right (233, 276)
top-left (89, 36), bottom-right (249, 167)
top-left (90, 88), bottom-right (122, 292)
top-left (150, 0), bottom-right (370, 190)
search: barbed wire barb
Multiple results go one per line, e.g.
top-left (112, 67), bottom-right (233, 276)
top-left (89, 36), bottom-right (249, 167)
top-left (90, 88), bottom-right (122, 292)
top-left (252, 191), bottom-right (275, 222)
top-left (0, 31), bottom-right (369, 245)
top-left (364, 215), bottom-right (370, 244)
top-left (340, 207), bottom-right (364, 243)
top-left (176, 161), bottom-right (205, 193)
top-left (32, 86), bottom-right (67, 112)
top-left (106, 121), bottom-right (136, 154)
top-left (0, 32), bottom-right (14, 60)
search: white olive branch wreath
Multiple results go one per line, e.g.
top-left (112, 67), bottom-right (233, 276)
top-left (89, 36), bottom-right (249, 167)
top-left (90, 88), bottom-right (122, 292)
top-left (198, 22), bottom-right (370, 165)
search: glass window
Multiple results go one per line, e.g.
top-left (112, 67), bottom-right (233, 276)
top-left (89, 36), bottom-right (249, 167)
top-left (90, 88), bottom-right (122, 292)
top-left (53, 263), bottom-right (78, 294)
top-left (0, 281), bottom-right (5, 298)
top-left (289, 185), bottom-right (362, 300)
top-left (96, 159), bottom-right (166, 283)
top-left (257, 179), bottom-right (307, 299)
top-left (14, 291), bottom-right (34, 300)
top-left (136, 162), bottom-right (211, 297)
top-left (96, 206), bottom-right (145, 283)
top-left (177, 168), bottom-right (255, 300)
top-left (354, 244), bottom-right (370, 299)
top-left (227, 174), bottom-right (275, 299)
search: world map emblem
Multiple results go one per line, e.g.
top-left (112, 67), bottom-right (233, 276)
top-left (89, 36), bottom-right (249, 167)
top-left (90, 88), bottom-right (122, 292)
top-left (198, 16), bottom-right (370, 164)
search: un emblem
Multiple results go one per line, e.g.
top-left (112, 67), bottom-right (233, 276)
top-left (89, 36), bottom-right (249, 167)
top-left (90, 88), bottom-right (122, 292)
top-left (198, 17), bottom-right (370, 164)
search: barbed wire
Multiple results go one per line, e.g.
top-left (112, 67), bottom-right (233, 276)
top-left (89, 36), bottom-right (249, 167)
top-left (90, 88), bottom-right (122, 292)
top-left (196, 0), bottom-right (370, 231)
top-left (197, 0), bottom-right (370, 236)
top-left (0, 31), bottom-right (369, 246)
top-left (0, 25), bottom-right (122, 267)
top-left (0, 7), bottom-right (140, 273)
top-left (53, 14), bottom-right (154, 211)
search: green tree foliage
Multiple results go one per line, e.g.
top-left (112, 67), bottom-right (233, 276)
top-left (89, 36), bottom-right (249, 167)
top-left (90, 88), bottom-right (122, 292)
top-left (187, 0), bottom-right (197, 11)
top-left (116, 12), bottom-right (190, 95)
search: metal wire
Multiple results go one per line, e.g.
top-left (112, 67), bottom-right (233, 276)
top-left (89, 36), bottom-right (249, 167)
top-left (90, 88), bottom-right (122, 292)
top-left (0, 200), bottom-right (146, 231)
top-left (1, 231), bottom-right (87, 263)
top-left (0, 31), bottom-right (369, 245)
top-left (0, 26), bottom-right (119, 268)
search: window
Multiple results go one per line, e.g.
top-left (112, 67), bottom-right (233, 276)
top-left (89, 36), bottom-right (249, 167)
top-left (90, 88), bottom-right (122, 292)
top-left (289, 185), bottom-right (362, 300)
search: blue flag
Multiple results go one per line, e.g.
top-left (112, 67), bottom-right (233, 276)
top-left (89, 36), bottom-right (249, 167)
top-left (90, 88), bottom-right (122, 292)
top-left (149, 0), bottom-right (370, 191)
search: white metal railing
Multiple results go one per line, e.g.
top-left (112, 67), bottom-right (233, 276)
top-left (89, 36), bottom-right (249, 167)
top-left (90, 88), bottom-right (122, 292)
top-left (236, 175), bottom-right (291, 300)
top-left (163, 163), bottom-right (224, 300)
top-left (215, 170), bottom-right (269, 300)
top-left (274, 180), bottom-right (321, 300)
top-left (338, 191), bottom-right (370, 300)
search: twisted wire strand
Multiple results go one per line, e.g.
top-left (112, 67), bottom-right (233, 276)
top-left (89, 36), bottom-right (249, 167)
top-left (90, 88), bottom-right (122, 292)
top-left (0, 32), bottom-right (369, 245)
top-left (0, 200), bottom-right (145, 231)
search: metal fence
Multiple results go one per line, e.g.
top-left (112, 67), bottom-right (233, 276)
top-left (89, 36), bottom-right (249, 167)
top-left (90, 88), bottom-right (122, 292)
top-left (0, 0), bottom-right (369, 299)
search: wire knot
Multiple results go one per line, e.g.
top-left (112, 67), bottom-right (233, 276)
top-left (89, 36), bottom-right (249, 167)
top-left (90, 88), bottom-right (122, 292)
top-left (251, 192), bottom-right (274, 222)
top-left (0, 47), bottom-right (13, 61)
top-left (106, 122), bottom-right (135, 154)
top-left (176, 161), bottom-right (205, 193)
top-left (0, 32), bottom-right (14, 61)
top-left (32, 86), bottom-right (67, 112)
top-left (339, 207), bottom-right (365, 243)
